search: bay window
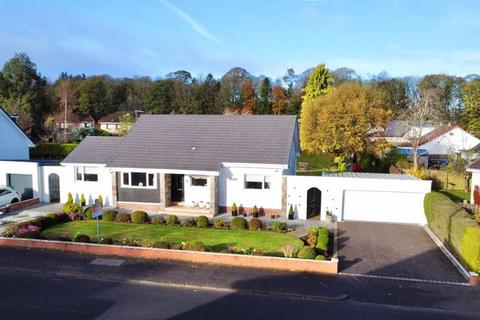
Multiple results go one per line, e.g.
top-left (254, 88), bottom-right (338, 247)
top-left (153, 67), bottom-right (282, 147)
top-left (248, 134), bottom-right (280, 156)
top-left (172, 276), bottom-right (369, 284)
top-left (121, 172), bottom-right (156, 188)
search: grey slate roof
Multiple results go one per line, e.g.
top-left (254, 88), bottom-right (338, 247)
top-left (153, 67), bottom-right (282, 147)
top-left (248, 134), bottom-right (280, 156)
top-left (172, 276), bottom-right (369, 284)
top-left (62, 136), bottom-right (124, 164)
top-left (467, 159), bottom-right (480, 170)
top-left (322, 172), bottom-right (419, 180)
top-left (108, 115), bottom-right (298, 171)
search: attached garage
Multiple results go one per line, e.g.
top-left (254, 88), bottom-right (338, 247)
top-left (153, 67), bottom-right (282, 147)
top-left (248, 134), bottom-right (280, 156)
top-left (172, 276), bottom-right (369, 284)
top-left (285, 173), bottom-right (431, 224)
top-left (7, 173), bottom-right (33, 200)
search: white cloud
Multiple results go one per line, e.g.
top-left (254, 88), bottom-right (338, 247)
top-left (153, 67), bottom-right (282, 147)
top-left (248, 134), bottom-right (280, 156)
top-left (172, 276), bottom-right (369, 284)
top-left (158, 0), bottom-right (221, 43)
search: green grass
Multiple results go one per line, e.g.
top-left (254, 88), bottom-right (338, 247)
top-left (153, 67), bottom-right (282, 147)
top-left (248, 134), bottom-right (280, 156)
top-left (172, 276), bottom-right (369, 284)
top-left (41, 221), bottom-right (304, 256)
top-left (437, 190), bottom-right (470, 203)
top-left (298, 152), bottom-right (336, 171)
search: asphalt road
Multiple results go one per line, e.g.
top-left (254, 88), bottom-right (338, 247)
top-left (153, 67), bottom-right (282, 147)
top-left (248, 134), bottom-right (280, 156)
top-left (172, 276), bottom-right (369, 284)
top-left (1, 247), bottom-right (480, 319)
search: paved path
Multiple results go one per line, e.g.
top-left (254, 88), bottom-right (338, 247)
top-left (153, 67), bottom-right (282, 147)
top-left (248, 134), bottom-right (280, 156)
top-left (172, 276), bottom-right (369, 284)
top-left (337, 221), bottom-right (465, 283)
top-left (0, 202), bottom-right (62, 232)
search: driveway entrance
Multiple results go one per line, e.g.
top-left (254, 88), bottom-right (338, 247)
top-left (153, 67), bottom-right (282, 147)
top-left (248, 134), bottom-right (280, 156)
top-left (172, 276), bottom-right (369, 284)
top-left (337, 221), bottom-right (465, 283)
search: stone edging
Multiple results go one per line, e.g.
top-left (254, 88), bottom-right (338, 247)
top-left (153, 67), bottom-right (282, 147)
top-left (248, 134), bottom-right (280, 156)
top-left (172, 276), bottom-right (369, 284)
top-left (423, 225), bottom-right (478, 286)
top-left (0, 237), bottom-right (338, 274)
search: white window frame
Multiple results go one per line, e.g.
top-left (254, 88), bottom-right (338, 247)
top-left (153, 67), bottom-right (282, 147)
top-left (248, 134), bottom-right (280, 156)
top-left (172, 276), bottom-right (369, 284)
top-left (75, 166), bottom-right (99, 182)
top-left (121, 171), bottom-right (157, 189)
top-left (244, 174), bottom-right (271, 190)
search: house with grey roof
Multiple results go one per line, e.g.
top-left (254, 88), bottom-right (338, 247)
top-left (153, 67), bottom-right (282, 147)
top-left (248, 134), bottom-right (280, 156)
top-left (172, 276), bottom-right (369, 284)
top-left (60, 115), bottom-right (300, 216)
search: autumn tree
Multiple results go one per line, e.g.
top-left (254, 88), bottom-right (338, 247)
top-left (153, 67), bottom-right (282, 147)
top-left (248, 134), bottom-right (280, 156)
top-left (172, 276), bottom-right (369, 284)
top-left (271, 86), bottom-right (288, 115)
top-left (302, 64), bottom-right (333, 103)
top-left (241, 80), bottom-right (256, 114)
top-left (256, 78), bottom-right (272, 114)
top-left (463, 80), bottom-right (480, 137)
top-left (370, 79), bottom-right (409, 116)
top-left (219, 67), bottom-right (251, 112)
top-left (300, 82), bottom-right (391, 160)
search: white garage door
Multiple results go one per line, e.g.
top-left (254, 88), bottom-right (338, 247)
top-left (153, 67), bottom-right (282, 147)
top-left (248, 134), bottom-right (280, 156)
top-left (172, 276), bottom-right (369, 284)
top-left (342, 190), bottom-right (426, 224)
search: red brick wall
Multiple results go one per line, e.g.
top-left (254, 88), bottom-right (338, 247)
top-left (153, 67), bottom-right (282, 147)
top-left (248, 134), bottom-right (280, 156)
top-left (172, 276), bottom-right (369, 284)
top-left (0, 198), bottom-right (40, 213)
top-left (218, 206), bottom-right (282, 217)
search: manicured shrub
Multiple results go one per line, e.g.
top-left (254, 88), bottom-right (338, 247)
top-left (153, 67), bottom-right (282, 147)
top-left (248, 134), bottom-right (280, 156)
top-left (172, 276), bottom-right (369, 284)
top-left (114, 212), bottom-right (131, 223)
top-left (97, 195), bottom-right (103, 206)
top-left (102, 210), bottom-right (117, 222)
top-left (316, 234), bottom-right (329, 252)
top-left (248, 218), bottom-right (263, 231)
top-left (153, 240), bottom-right (170, 249)
top-left (252, 205), bottom-right (259, 218)
top-left (83, 207), bottom-right (93, 220)
top-left (297, 246), bottom-right (316, 259)
top-left (230, 217), bottom-right (247, 230)
top-left (271, 221), bottom-right (287, 232)
top-left (131, 210), bottom-right (148, 224)
top-left (100, 237), bottom-right (114, 244)
top-left (166, 215), bottom-right (179, 225)
top-left (213, 219), bottom-right (225, 228)
top-left (63, 202), bottom-right (82, 215)
top-left (17, 224), bottom-right (40, 239)
top-left (73, 234), bottom-right (90, 243)
top-left (231, 202), bottom-right (238, 216)
top-left (151, 215), bottom-right (165, 225)
top-left (318, 227), bottom-right (329, 237)
top-left (195, 215), bottom-right (209, 228)
top-left (425, 192), bottom-right (480, 272)
top-left (80, 194), bottom-right (86, 206)
top-left (315, 255), bottom-right (326, 261)
top-left (183, 240), bottom-right (205, 251)
top-left (180, 218), bottom-right (194, 227)
top-left (288, 204), bottom-right (294, 220)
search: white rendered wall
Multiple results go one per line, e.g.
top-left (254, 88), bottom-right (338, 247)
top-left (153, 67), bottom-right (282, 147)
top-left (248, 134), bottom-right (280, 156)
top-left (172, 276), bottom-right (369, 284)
top-left (183, 175), bottom-right (211, 206)
top-left (0, 161), bottom-right (40, 198)
top-left (40, 165), bottom-right (67, 202)
top-left (0, 114), bottom-right (32, 160)
top-left (471, 171), bottom-right (480, 204)
top-left (60, 165), bottom-right (113, 206)
top-left (421, 127), bottom-right (480, 155)
top-left (285, 175), bottom-right (431, 224)
top-left (219, 165), bottom-right (284, 209)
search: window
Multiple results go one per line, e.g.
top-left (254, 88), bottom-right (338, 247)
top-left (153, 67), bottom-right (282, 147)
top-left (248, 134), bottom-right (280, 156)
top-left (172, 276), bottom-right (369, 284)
top-left (191, 177), bottom-right (207, 187)
top-left (121, 172), bottom-right (156, 188)
top-left (75, 167), bottom-right (98, 182)
top-left (0, 189), bottom-right (11, 196)
top-left (245, 174), bottom-right (271, 190)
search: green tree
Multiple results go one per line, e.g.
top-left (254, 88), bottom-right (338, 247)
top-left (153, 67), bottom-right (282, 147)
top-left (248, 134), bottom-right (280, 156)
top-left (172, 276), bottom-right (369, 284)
top-left (196, 74), bottom-right (222, 114)
top-left (119, 112), bottom-right (135, 136)
top-left (302, 64), bottom-right (333, 103)
top-left (0, 53), bottom-right (52, 138)
top-left (370, 79), bottom-right (409, 116)
top-left (463, 80), bottom-right (480, 137)
top-left (257, 78), bottom-right (272, 114)
top-left (77, 76), bottom-right (110, 117)
top-left (145, 80), bottom-right (174, 114)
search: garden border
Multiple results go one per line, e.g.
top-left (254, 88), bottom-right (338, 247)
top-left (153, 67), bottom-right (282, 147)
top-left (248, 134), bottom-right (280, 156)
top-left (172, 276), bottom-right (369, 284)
top-left (0, 237), bottom-right (339, 274)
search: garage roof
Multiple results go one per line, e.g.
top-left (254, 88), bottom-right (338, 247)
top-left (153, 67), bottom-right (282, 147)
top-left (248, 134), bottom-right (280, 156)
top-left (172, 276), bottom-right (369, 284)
top-left (322, 172), bottom-right (419, 180)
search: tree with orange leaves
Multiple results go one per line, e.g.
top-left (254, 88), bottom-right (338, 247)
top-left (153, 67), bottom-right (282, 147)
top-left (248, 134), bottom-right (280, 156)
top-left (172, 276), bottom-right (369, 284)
top-left (241, 80), bottom-right (256, 114)
top-left (271, 85), bottom-right (288, 115)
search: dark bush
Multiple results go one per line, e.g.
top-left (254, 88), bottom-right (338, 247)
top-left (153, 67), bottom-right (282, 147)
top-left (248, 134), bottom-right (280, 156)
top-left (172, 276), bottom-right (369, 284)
top-left (44, 234), bottom-right (69, 241)
top-left (166, 215), bottom-right (179, 225)
top-left (195, 215), bottom-right (209, 227)
top-left (297, 246), bottom-right (316, 259)
top-left (183, 240), bottom-right (205, 251)
top-left (180, 218), bottom-right (194, 227)
top-left (29, 143), bottom-right (77, 160)
top-left (102, 210), bottom-right (117, 222)
top-left (114, 212), bottom-right (131, 223)
top-left (100, 237), bottom-right (114, 244)
top-left (73, 234), bottom-right (91, 243)
top-left (83, 207), bottom-right (93, 220)
top-left (213, 219), bottom-right (225, 228)
top-left (131, 210), bottom-right (148, 224)
top-left (230, 217), bottom-right (247, 230)
top-left (151, 215), bottom-right (165, 225)
top-left (248, 218), bottom-right (263, 231)
top-left (271, 221), bottom-right (287, 232)
top-left (153, 240), bottom-right (170, 249)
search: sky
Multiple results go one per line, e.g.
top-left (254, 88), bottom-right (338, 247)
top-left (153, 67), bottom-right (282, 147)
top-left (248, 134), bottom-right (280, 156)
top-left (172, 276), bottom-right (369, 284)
top-left (0, 0), bottom-right (479, 81)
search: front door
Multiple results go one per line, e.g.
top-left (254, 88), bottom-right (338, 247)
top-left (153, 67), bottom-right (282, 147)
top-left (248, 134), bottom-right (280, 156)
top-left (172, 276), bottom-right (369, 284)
top-left (171, 174), bottom-right (184, 202)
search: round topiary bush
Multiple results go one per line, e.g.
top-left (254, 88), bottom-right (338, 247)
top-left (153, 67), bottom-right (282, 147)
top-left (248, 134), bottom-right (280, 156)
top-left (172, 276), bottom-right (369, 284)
top-left (230, 217), bottom-right (247, 230)
top-left (100, 237), bottom-right (114, 244)
top-left (297, 246), bottom-right (316, 259)
top-left (213, 219), bottom-right (225, 228)
top-left (102, 210), bottom-right (117, 222)
top-left (131, 210), bottom-right (148, 224)
top-left (153, 240), bottom-right (170, 249)
top-left (315, 255), bottom-right (326, 261)
top-left (166, 215), bottom-right (179, 225)
top-left (180, 218), bottom-right (194, 227)
top-left (183, 240), bottom-right (205, 251)
top-left (318, 227), bottom-right (329, 237)
top-left (248, 218), bottom-right (263, 231)
top-left (271, 221), bottom-right (287, 232)
top-left (114, 212), bottom-right (131, 223)
top-left (316, 234), bottom-right (329, 252)
top-left (83, 207), bottom-right (93, 220)
top-left (195, 215), bottom-right (209, 228)
top-left (151, 215), bottom-right (165, 225)
top-left (73, 234), bottom-right (91, 243)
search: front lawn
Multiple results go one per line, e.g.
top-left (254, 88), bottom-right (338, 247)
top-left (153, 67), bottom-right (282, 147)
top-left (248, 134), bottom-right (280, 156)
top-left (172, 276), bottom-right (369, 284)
top-left (437, 190), bottom-right (470, 203)
top-left (41, 221), bottom-right (304, 256)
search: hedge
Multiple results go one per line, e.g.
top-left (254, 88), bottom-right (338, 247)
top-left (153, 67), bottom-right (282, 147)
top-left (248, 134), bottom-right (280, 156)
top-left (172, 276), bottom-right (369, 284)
top-left (30, 143), bottom-right (77, 160)
top-left (424, 192), bottom-right (480, 272)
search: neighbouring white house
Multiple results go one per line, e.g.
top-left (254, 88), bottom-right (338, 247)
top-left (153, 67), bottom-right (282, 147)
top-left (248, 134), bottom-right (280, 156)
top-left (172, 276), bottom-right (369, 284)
top-left (0, 114), bottom-right (432, 224)
top-left (98, 111), bottom-right (126, 135)
top-left (0, 107), bottom-right (35, 160)
top-left (467, 160), bottom-right (480, 205)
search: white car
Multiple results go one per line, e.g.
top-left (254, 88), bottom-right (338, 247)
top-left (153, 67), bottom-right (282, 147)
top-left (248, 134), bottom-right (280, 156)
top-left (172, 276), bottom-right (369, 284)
top-left (0, 186), bottom-right (21, 208)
